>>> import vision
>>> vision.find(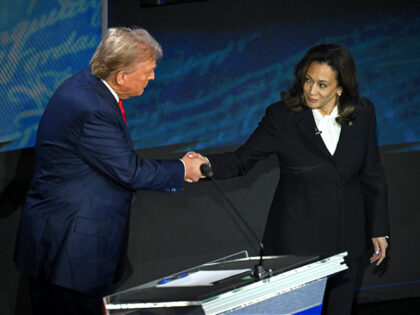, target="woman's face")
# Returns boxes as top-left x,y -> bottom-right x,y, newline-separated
303,61 -> 343,115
